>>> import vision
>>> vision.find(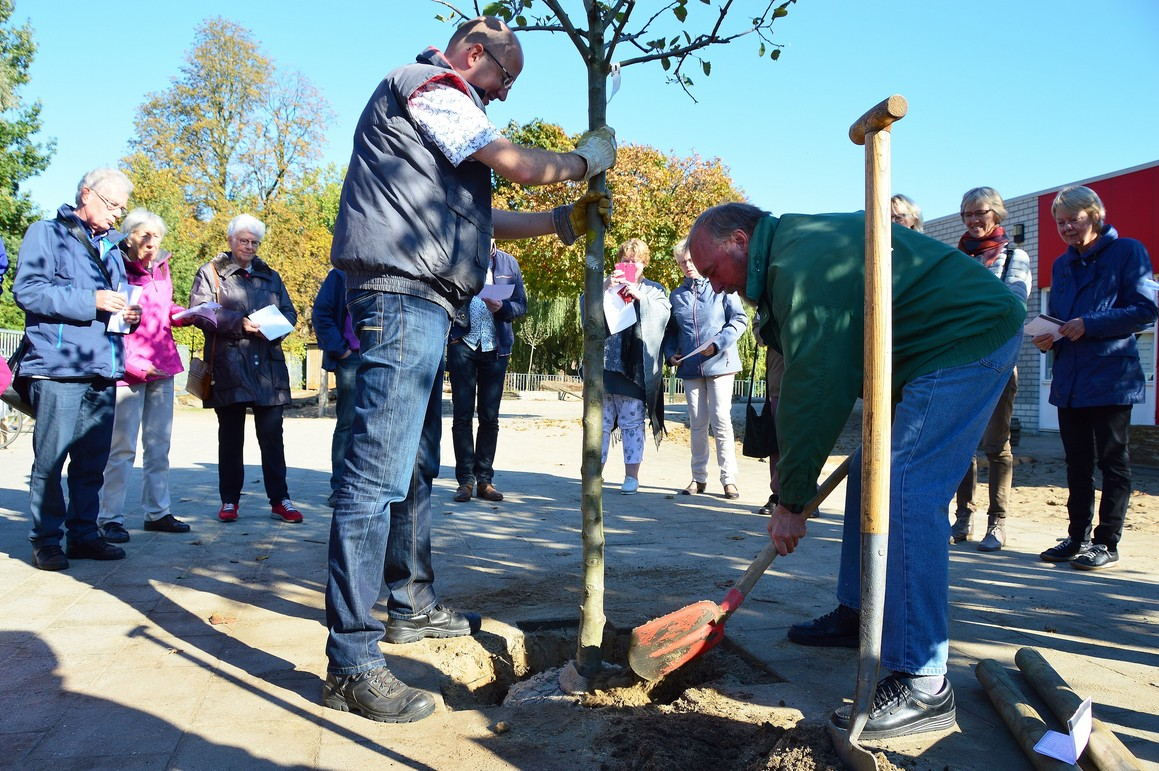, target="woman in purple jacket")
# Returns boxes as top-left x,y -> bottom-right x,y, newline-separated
98,209 -> 193,541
